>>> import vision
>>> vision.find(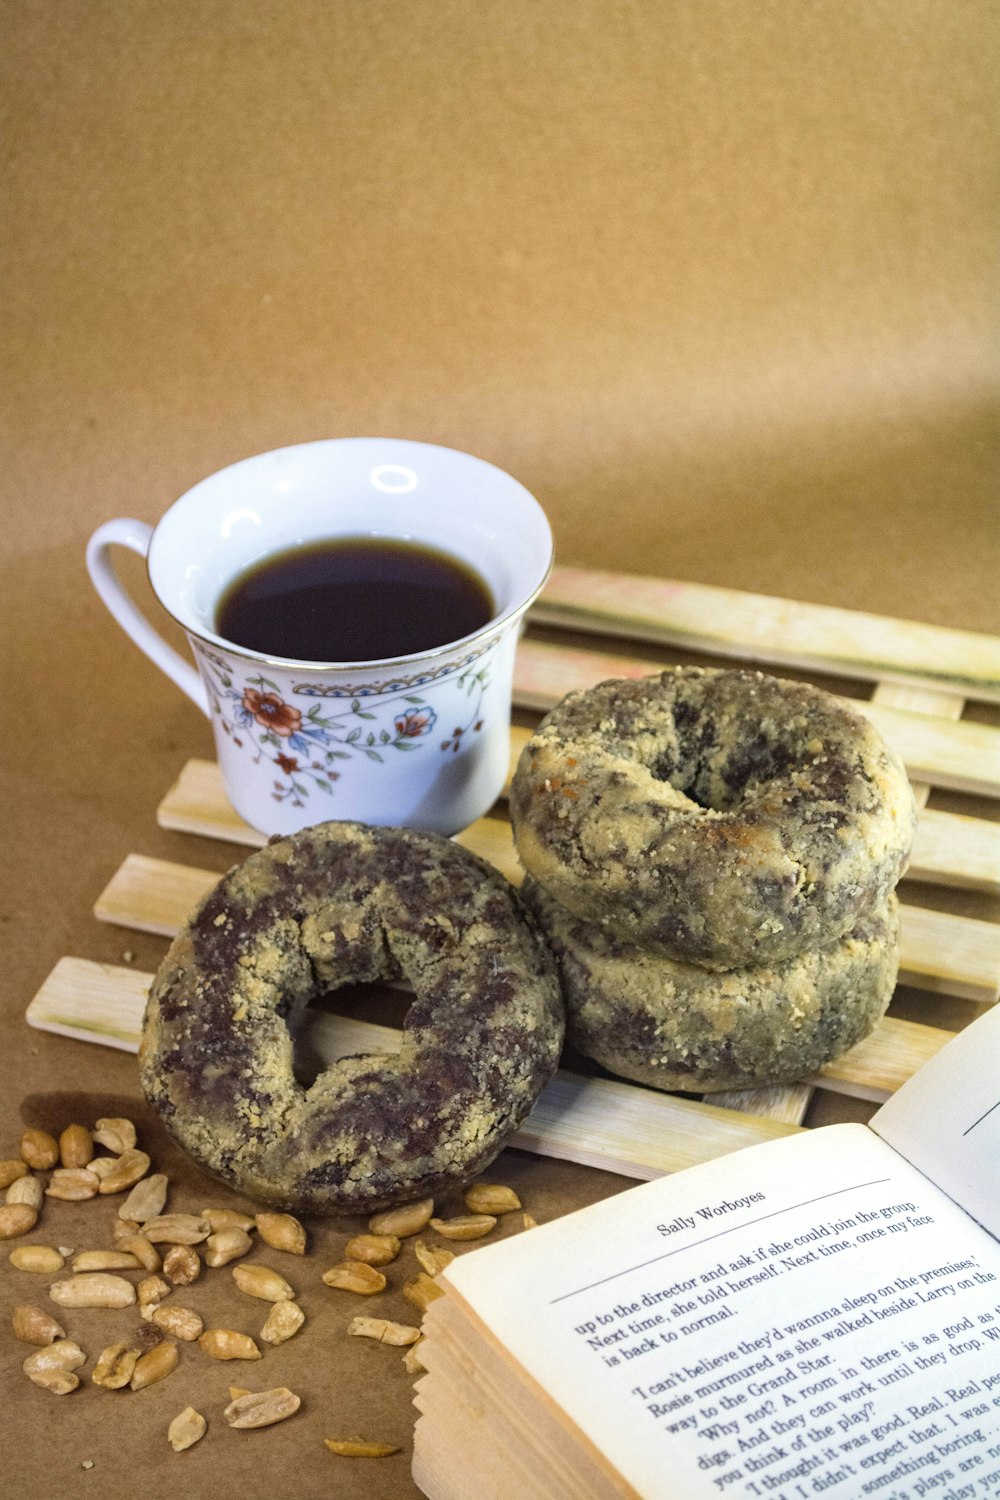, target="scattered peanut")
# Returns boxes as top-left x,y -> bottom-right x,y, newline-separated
143,1214 -> 210,1245
58,1124 -> 94,1169
254,1211 -> 307,1255
97,1147 -> 151,1195
521,1211 -> 539,1230
118,1172 -> 168,1223
168,1406 -> 207,1452
259,1299 -> 305,1346
130,1339 -> 179,1390
92,1117 -> 137,1153
12,1304 -> 66,1345
20,1129 -> 60,1170
112,1217 -> 142,1243
71,1249 -> 142,1273
323,1437 -> 400,1458
429,1214 -> 496,1241
228,1386 -> 251,1400
224,1387 -> 301,1429
92,1341 -> 140,1390
344,1232 -> 400,1267
148,1304 -> 203,1341
204,1227 -> 253,1267
368,1198 -> 434,1239
347,1316 -> 421,1347
138,1274 -> 172,1307
6,1175 -> 44,1213
45,1168 -> 100,1202
232,1263 -> 295,1302
10,1245 -> 65,1274
402,1339 -> 427,1376
402,1272 -> 445,1313
462,1182 -> 522,1215
0,1159 -> 29,1189
198,1328 -> 262,1361
321,1261 -> 386,1295
23,1338 -> 87,1395
0,1203 -> 38,1238
115,1234 -> 162,1272
202,1207 -> 255,1233
412,1239 -> 455,1278
49,1273 -> 137,1309
85,1156 -> 121,1182
162,1244 -> 201,1284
